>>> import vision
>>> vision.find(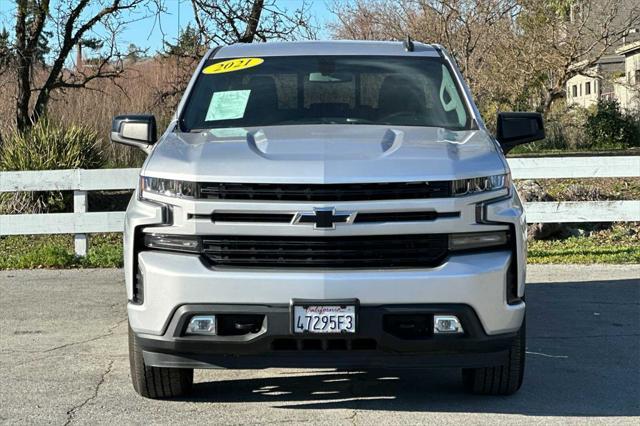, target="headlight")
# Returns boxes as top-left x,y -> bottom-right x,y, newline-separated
141,176 -> 197,199
452,174 -> 510,196
144,234 -> 200,253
